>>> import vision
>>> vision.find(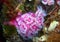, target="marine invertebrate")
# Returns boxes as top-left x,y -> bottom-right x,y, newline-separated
7,6 -> 46,39
56,0 -> 60,6
42,0 -> 55,5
